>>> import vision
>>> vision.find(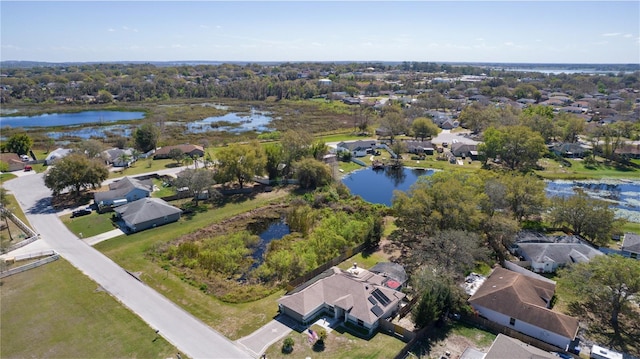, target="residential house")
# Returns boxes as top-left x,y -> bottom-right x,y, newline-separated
552,142 -> 588,158
621,232 -> 640,259
404,140 -> 434,155
468,267 -> 579,350
451,143 -> 478,159
278,265 -> 406,335
336,140 -> 378,158
0,153 -> 26,172
102,148 -> 136,167
153,144 -> 204,160
94,176 -> 153,208
45,148 -> 72,165
481,333 -> 557,359
114,197 -> 182,233
614,144 -> 640,160
369,262 -> 408,290
440,118 -> 459,130
515,242 -> 603,273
